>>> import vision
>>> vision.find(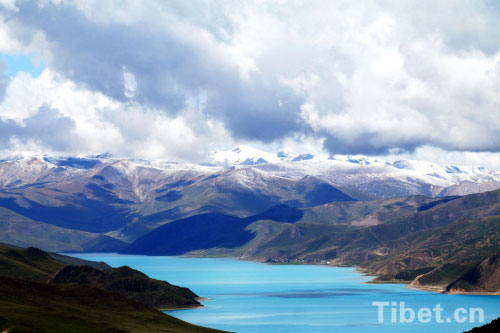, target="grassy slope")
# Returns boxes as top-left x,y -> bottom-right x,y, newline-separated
122,205 -> 306,256
0,243 -> 201,308
49,265 -> 201,309
0,243 -> 223,332
48,252 -> 111,270
0,243 -> 112,282
367,216 -> 500,284
123,195 -> 440,257
0,276 -> 221,333
299,195 -> 442,226
0,245 -> 65,282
